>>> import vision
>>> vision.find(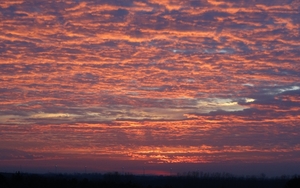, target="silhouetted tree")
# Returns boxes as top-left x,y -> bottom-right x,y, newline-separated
0,173 -> 8,188
285,176 -> 300,188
